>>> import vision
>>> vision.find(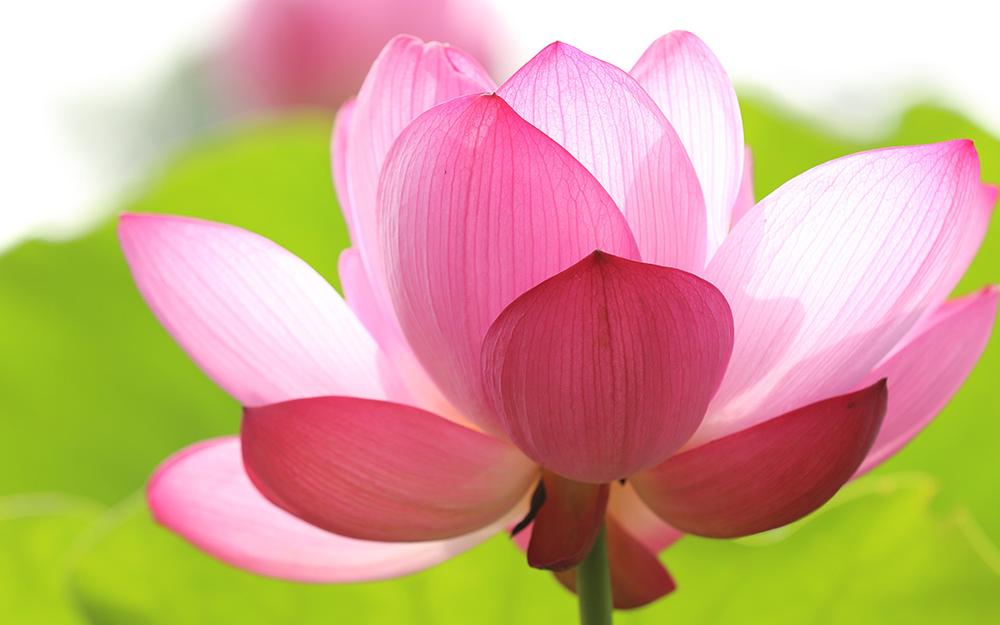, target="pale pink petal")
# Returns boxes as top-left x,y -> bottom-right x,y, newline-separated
118,214 -> 387,406
331,98 -> 357,238
930,182 -> 997,308
498,42 -> 706,270
729,146 -> 756,227
855,286 -> 999,475
633,382 -> 887,538
608,483 -> 683,553
148,437 -> 498,582
242,396 -> 537,542
379,94 -> 640,430
481,252 -> 733,482
632,31 -> 744,256
695,141 -> 981,444
346,35 -> 494,290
